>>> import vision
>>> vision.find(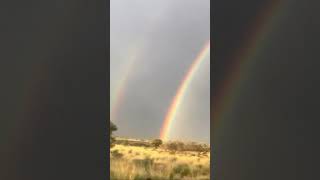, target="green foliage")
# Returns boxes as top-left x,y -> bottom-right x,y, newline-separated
151,139 -> 163,148
111,150 -> 123,159
163,141 -> 183,151
165,142 -> 178,151
163,141 -> 210,152
110,121 -> 118,148
172,163 -> 191,178
110,121 -> 117,135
